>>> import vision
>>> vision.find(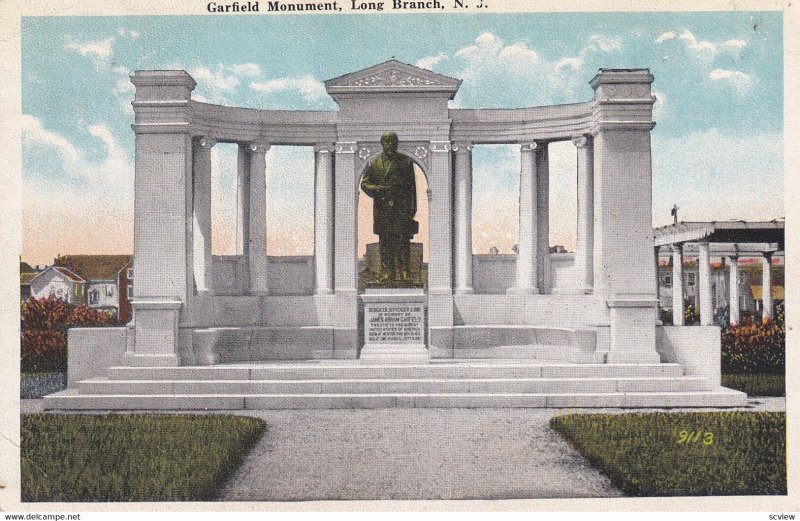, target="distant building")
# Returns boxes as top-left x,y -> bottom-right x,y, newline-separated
28,255 -> 133,322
